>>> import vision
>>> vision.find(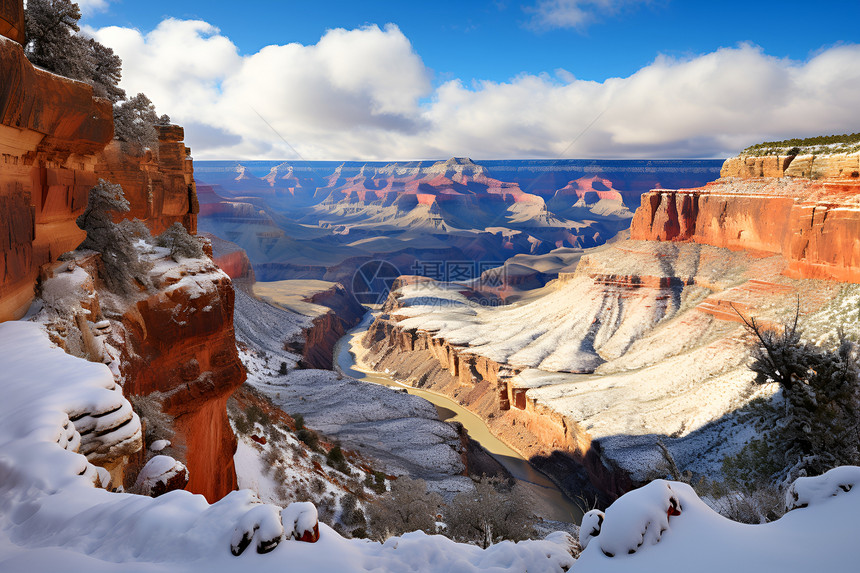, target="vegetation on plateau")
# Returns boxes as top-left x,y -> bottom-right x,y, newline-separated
742,132 -> 860,156
24,0 -> 169,154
